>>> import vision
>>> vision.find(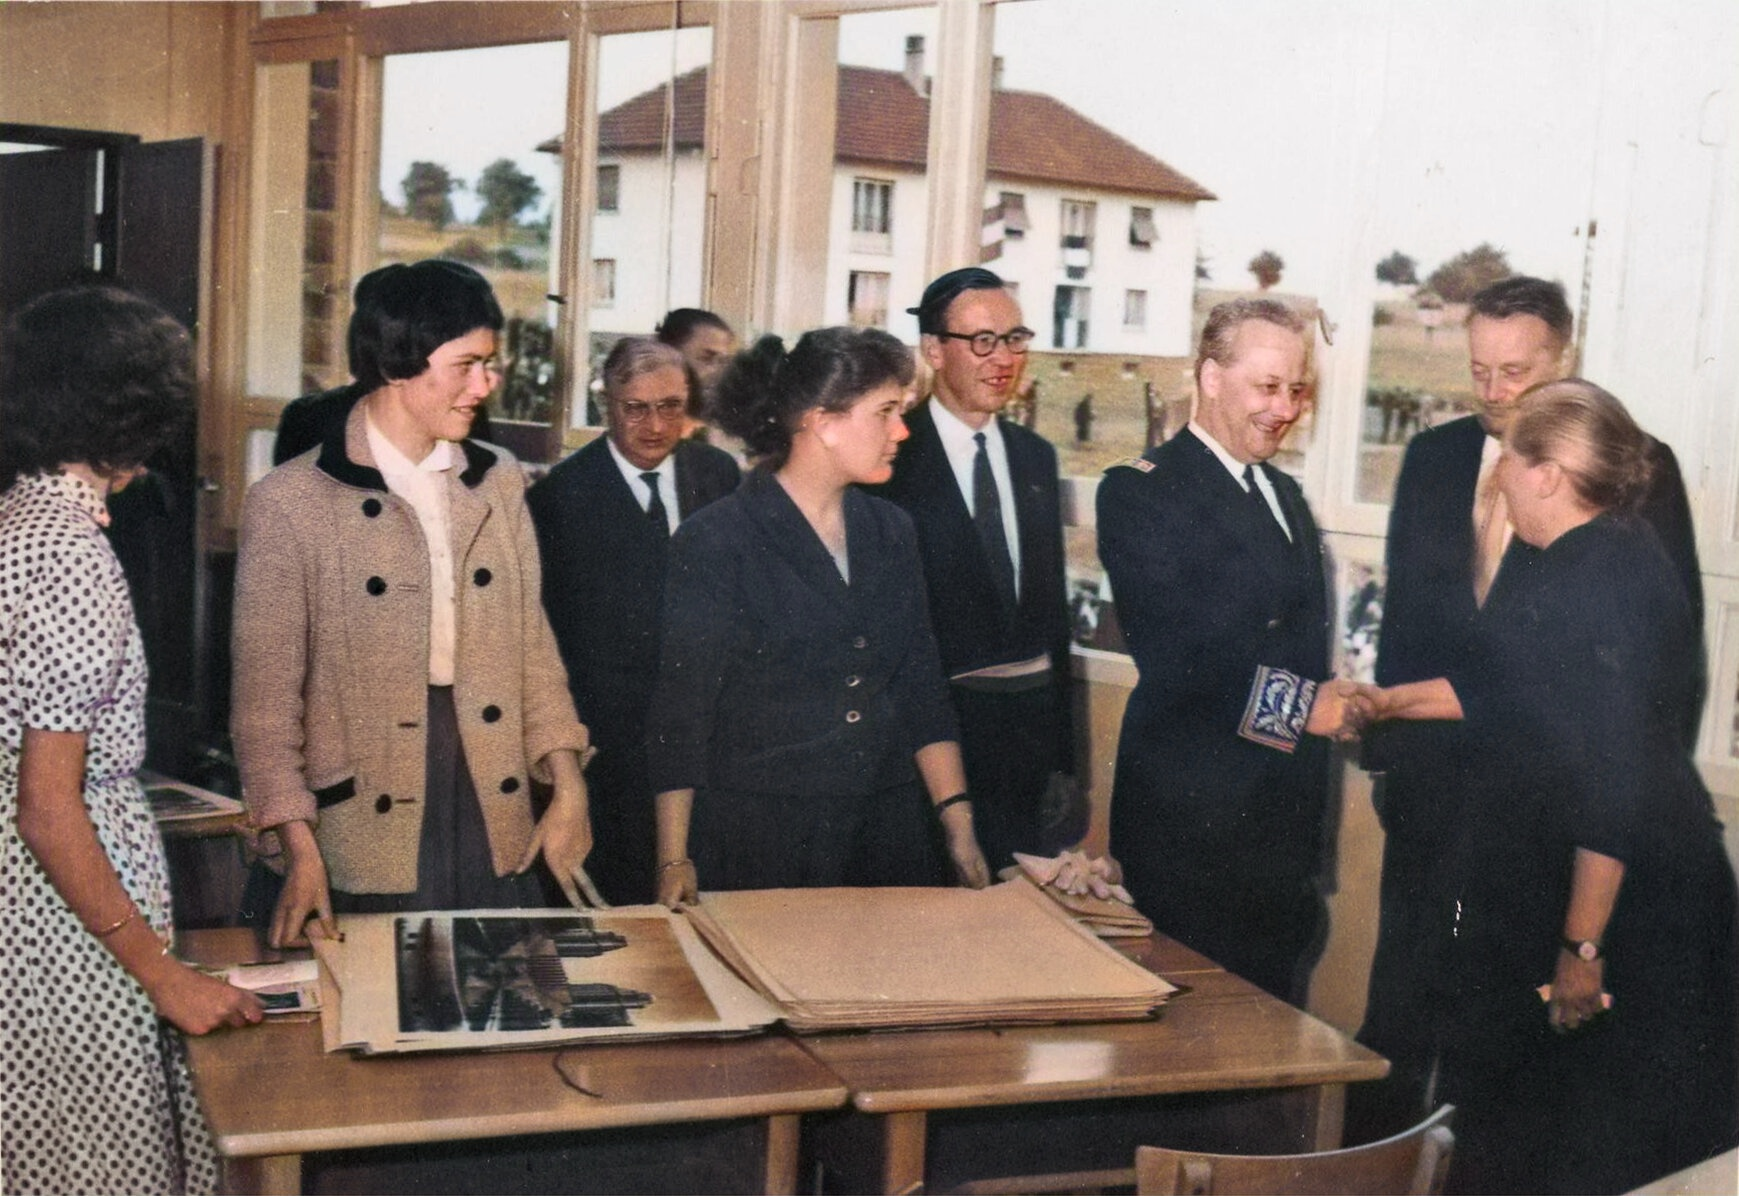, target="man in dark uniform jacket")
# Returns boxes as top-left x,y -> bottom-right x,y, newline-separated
1098,297 -> 1350,1005
867,268 -> 1076,871
1352,275 -> 1704,1139
526,336 -> 739,904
